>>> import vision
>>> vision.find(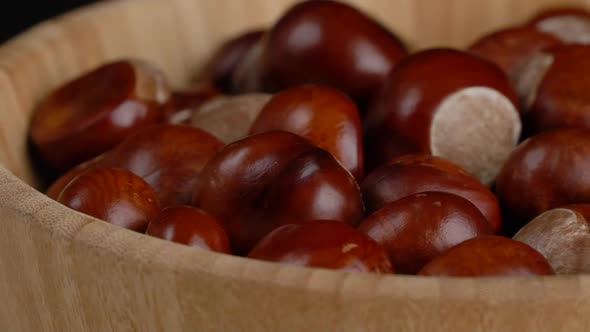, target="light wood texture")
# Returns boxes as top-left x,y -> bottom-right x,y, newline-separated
1,0 -> 590,331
